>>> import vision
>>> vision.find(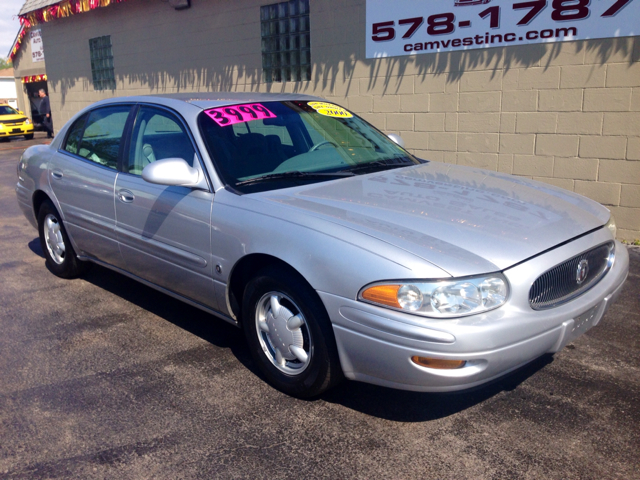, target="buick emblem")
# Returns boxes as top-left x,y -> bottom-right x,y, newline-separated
576,259 -> 589,285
